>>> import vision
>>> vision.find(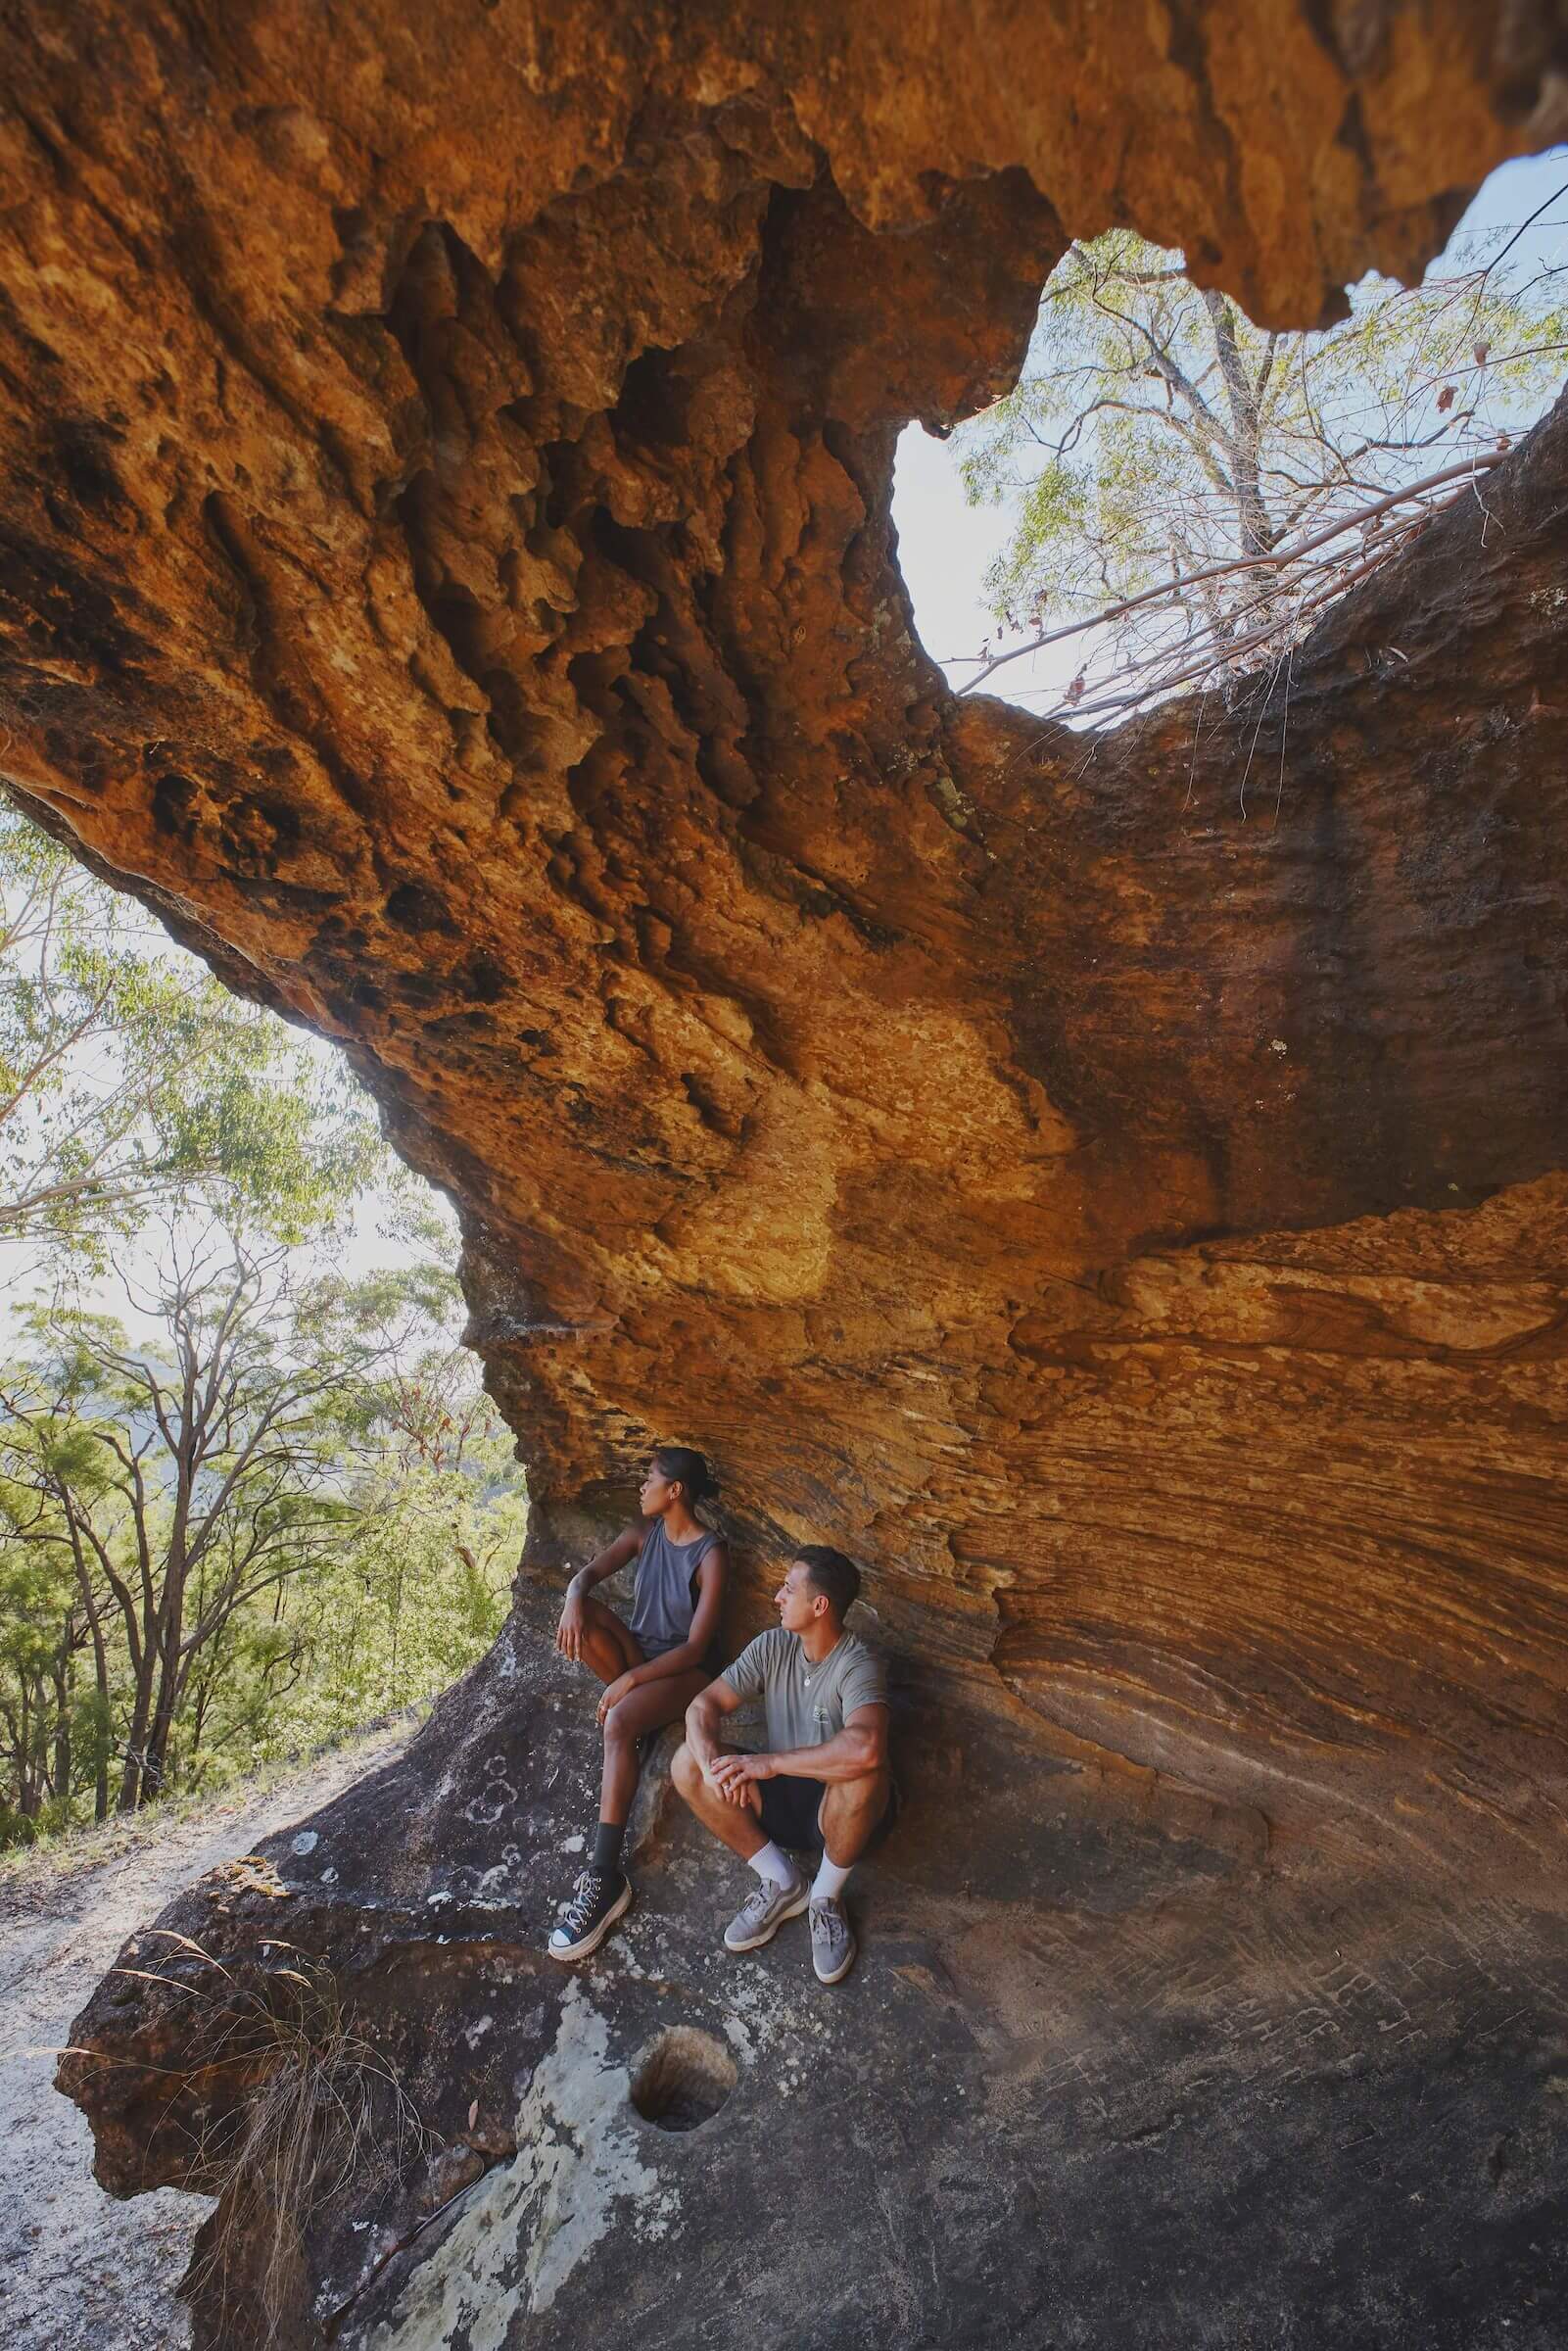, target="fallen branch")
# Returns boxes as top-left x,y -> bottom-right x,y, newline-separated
952,450 -> 1508,696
